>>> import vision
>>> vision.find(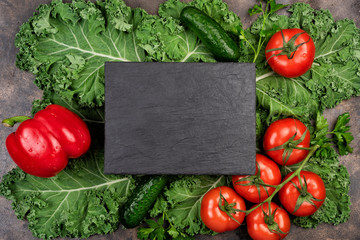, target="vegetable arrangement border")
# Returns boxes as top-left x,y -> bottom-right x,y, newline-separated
0,0 -> 358,239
